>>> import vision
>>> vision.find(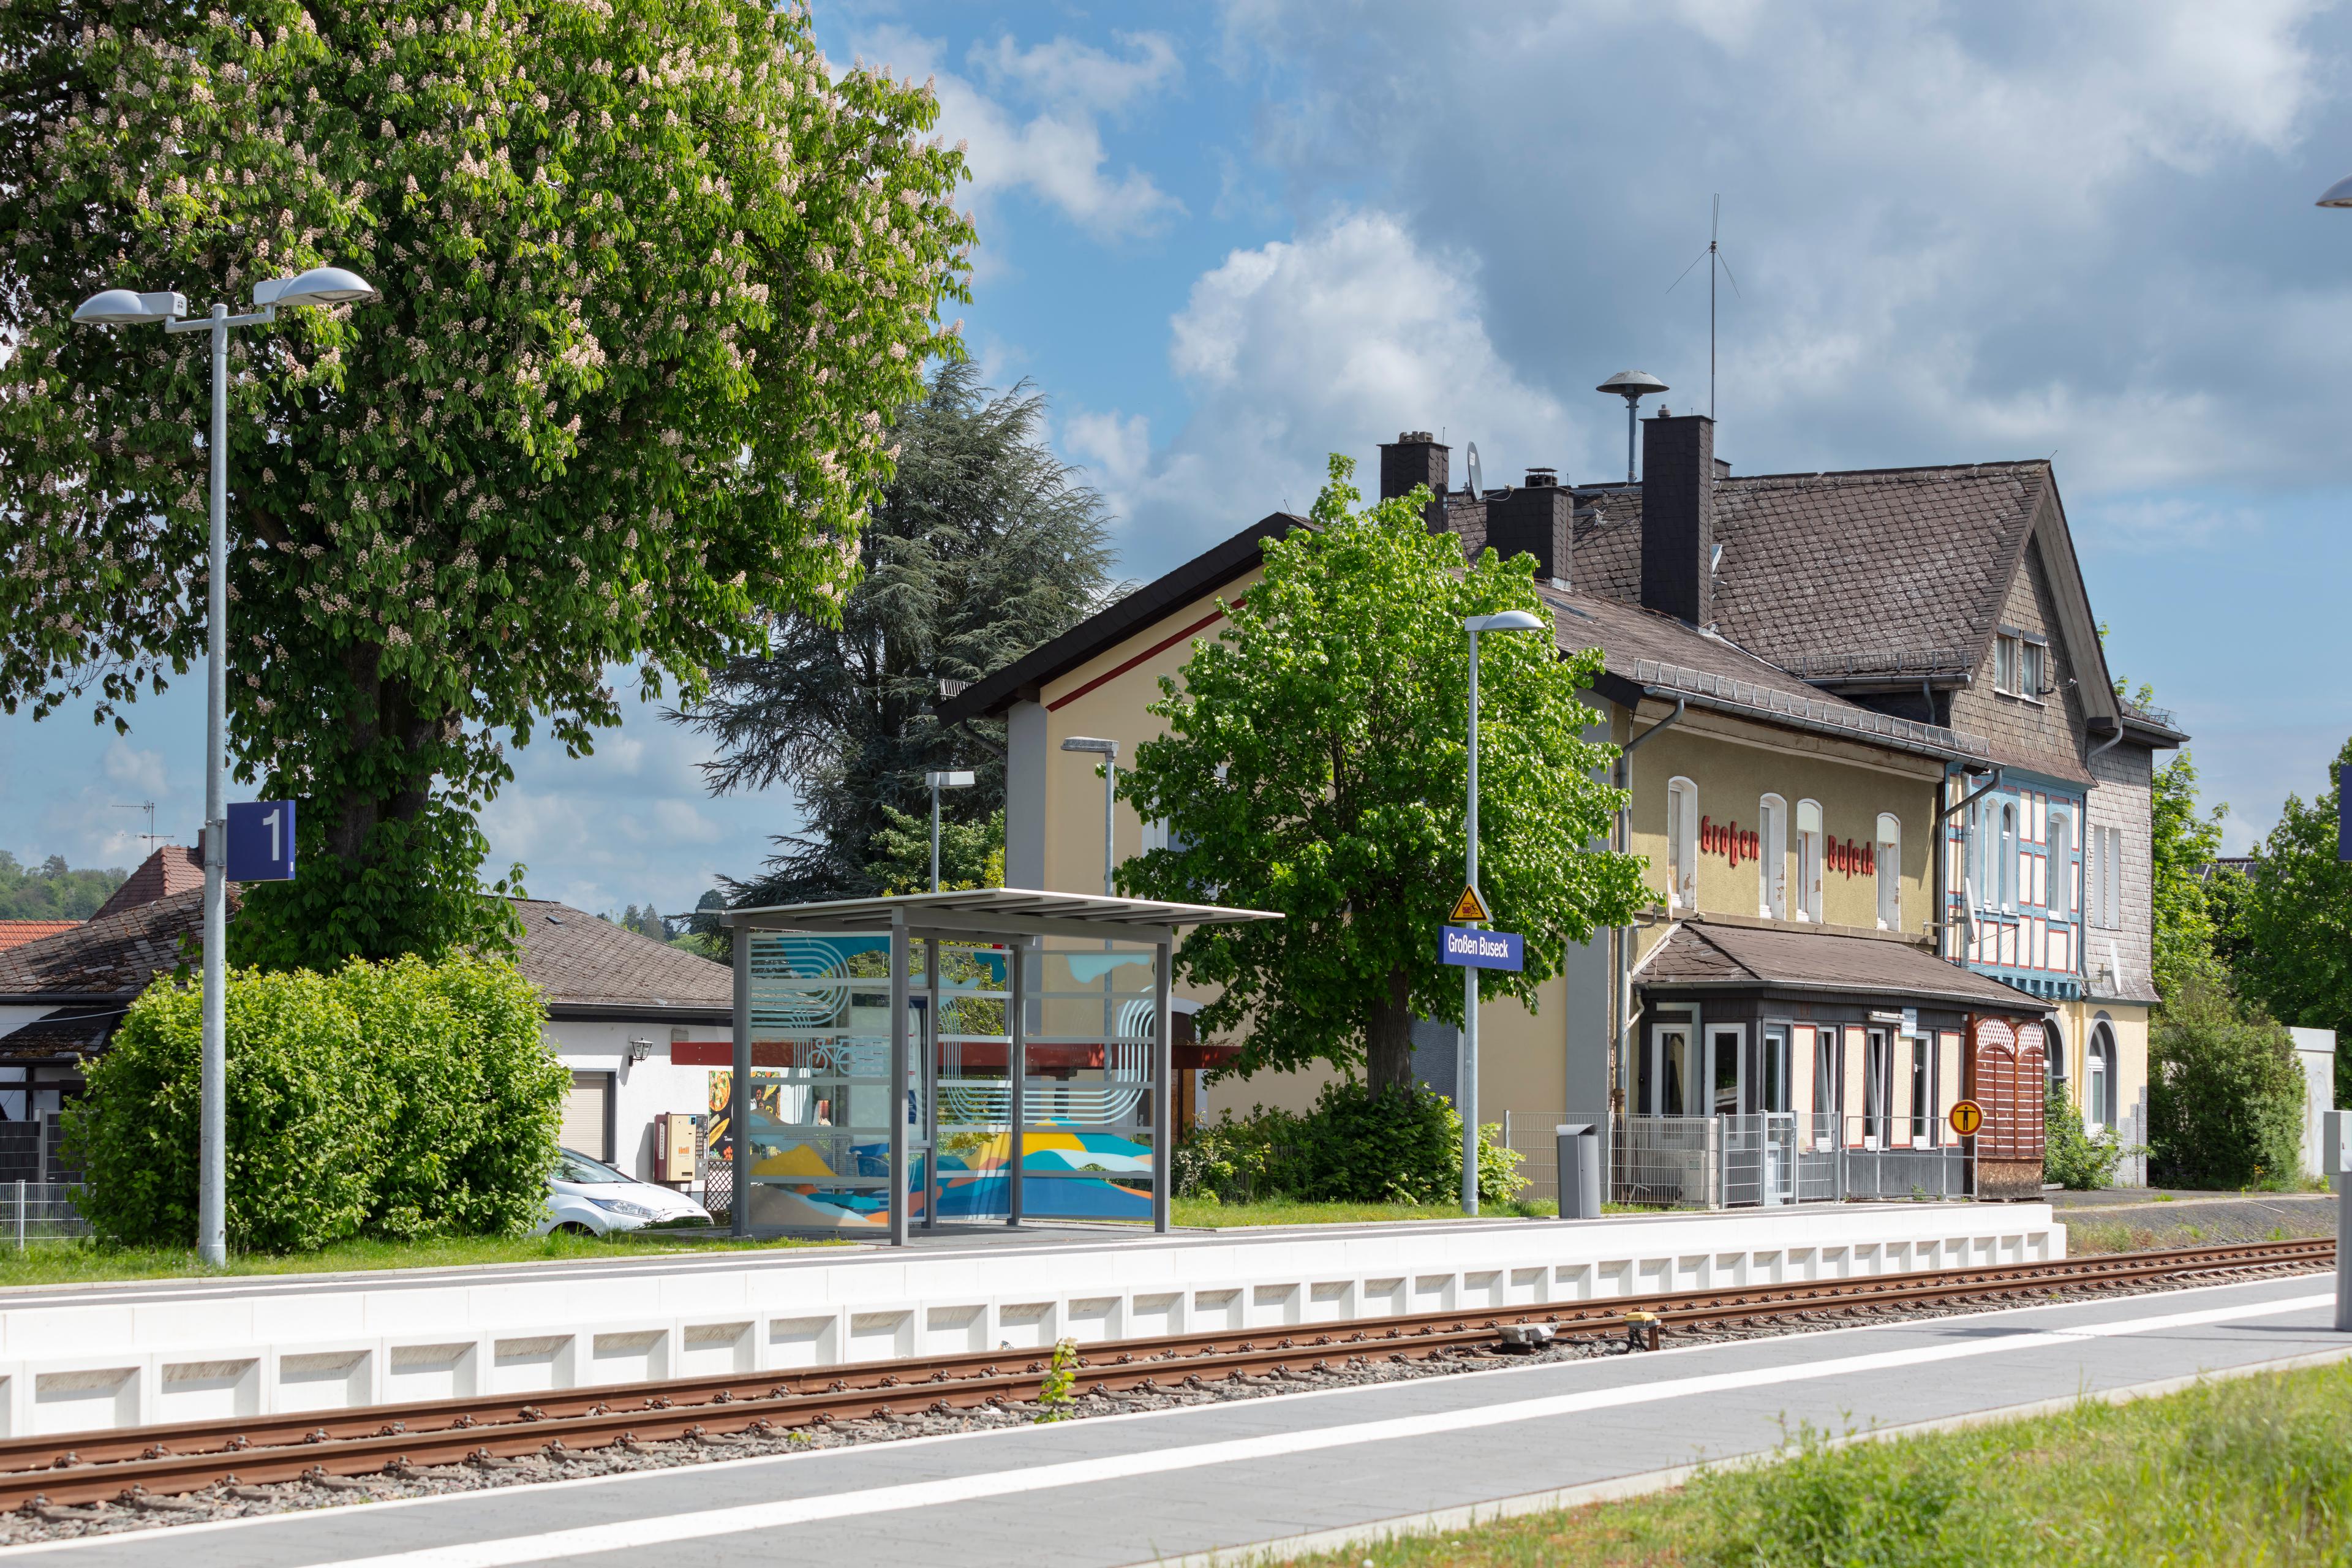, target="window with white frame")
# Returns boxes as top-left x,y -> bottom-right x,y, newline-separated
1999,802 -> 2019,909
2086,824 -> 2122,928
2021,638 -> 2047,699
1995,633 -> 2020,694
1875,813 -> 1901,932
2086,1020 -> 2118,1132
1759,794 -> 1788,918
1666,777 -> 1698,911
1796,799 -> 1823,921
2049,809 -> 2073,919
